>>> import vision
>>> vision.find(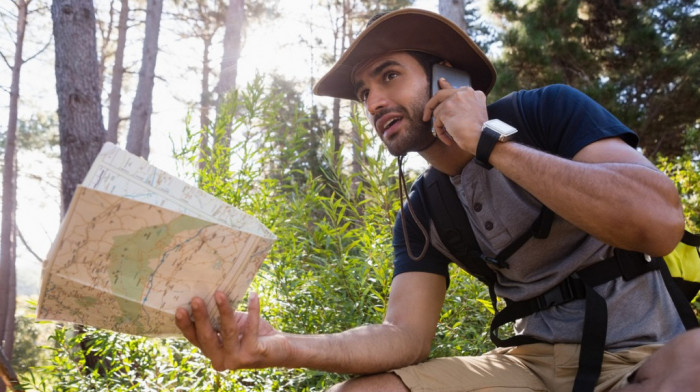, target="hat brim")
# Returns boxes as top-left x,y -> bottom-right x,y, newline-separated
313,8 -> 496,101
